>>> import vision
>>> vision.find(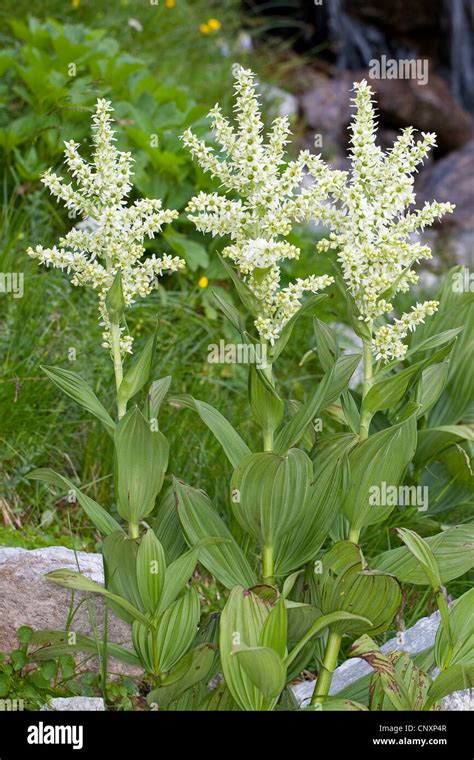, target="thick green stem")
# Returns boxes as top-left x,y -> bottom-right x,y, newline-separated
311,630 -> 342,705
129,522 -> 140,540
311,325 -> 374,704
110,320 -> 126,420
263,544 -> 274,584
358,332 -> 373,442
